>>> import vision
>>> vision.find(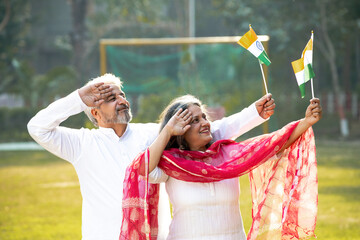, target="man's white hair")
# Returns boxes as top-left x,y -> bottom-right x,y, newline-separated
83,73 -> 123,127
